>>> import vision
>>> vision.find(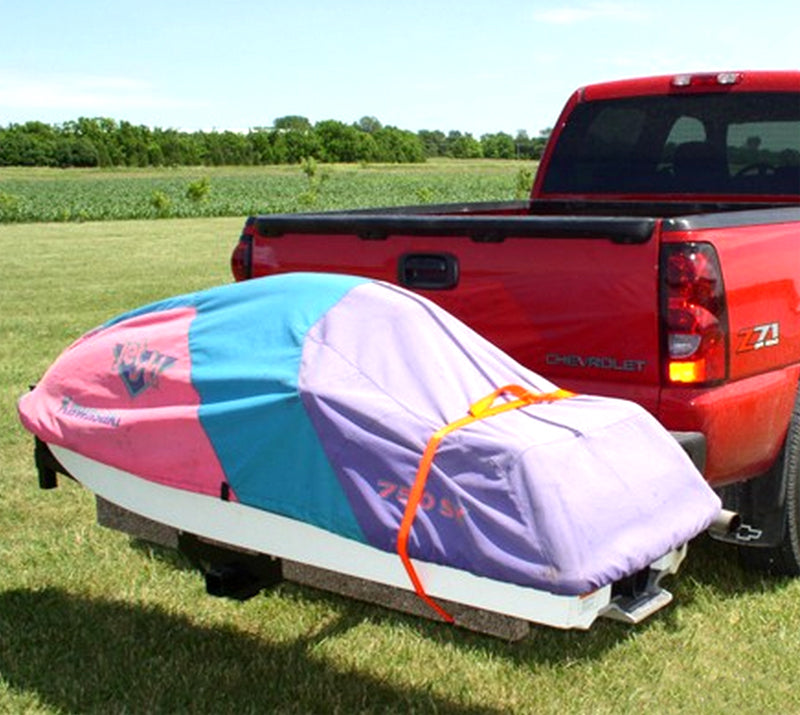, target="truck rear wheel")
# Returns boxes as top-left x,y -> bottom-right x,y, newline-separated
738,388 -> 800,576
